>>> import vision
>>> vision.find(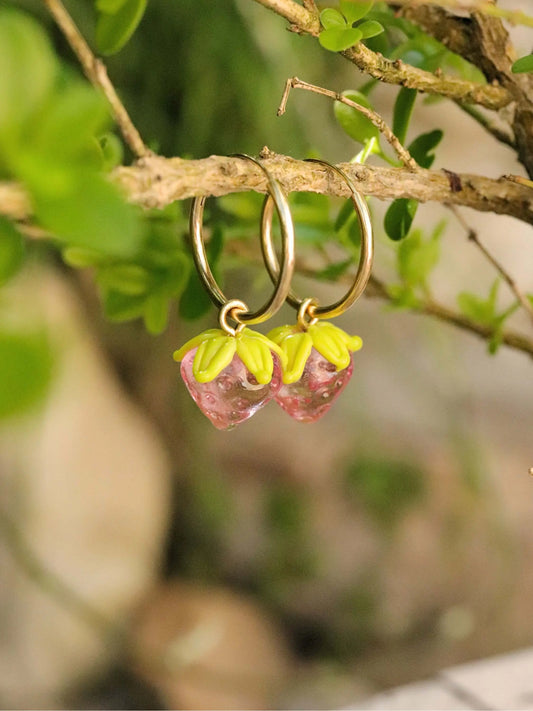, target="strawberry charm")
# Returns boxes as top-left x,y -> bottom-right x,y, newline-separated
260,159 -> 374,424
268,321 -> 362,422
174,328 -> 286,430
